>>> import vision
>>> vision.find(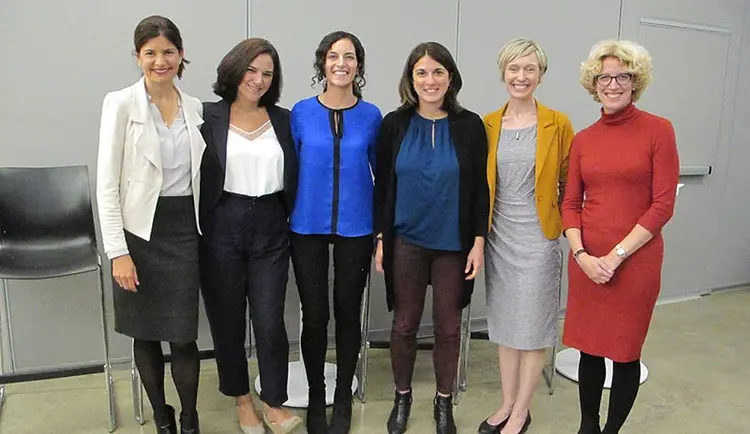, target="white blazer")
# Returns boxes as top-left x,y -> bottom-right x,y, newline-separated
96,77 -> 206,258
